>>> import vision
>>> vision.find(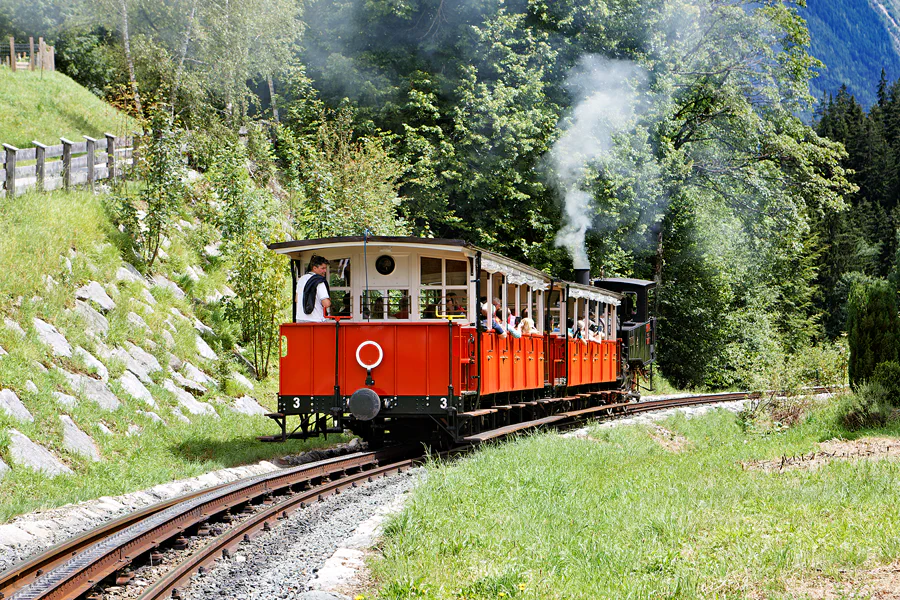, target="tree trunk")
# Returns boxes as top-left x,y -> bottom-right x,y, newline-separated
171,0 -> 197,111
267,75 -> 279,123
119,0 -> 142,115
